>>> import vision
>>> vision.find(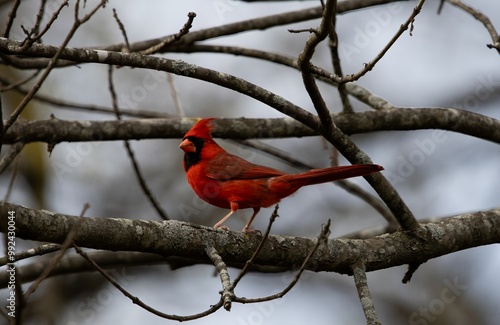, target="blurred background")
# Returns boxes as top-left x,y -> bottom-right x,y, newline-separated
0,0 -> 499,324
